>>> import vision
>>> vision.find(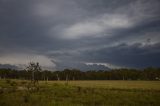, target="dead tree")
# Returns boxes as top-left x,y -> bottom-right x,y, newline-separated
26,62 -> 41,86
